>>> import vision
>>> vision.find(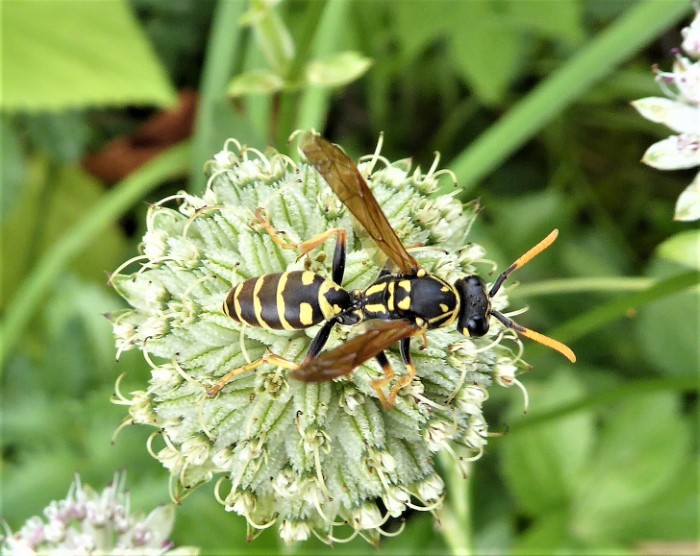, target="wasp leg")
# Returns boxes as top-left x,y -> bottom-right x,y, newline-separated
255,208 -> 346,274
388,336 -> 417,402
302,319 -> 337,365
207,353 -> 299,397
418,331 -> 429,350
370,352 -> 395,408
